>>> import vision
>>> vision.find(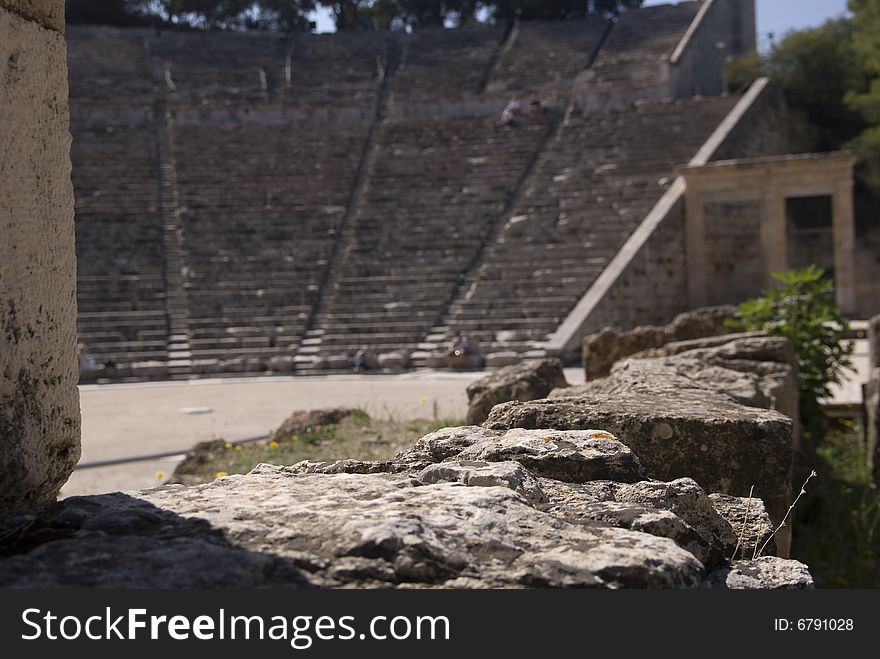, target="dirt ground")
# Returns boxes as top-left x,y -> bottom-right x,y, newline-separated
61,368 -> 586,497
